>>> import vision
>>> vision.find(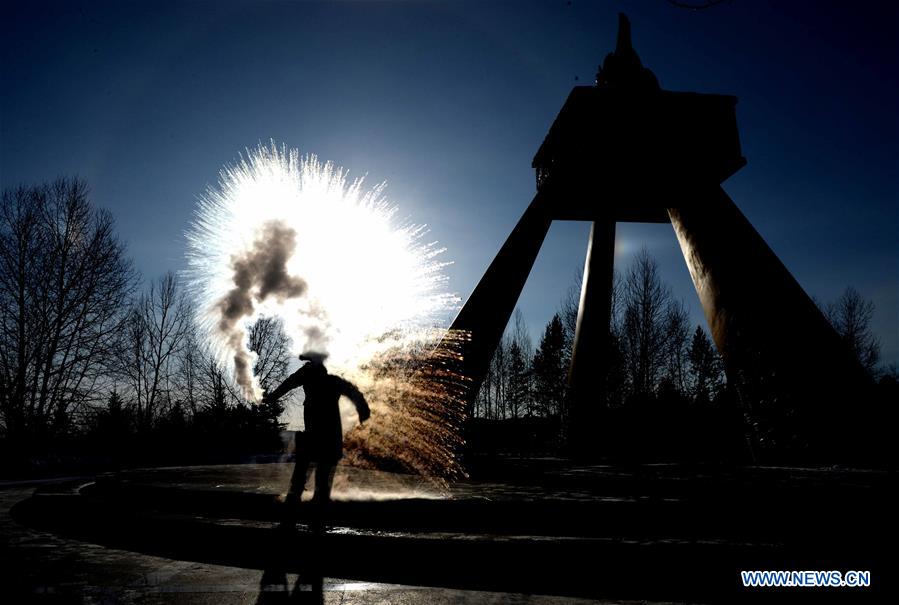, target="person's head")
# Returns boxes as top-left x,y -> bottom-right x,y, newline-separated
299,351 -> 328,376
